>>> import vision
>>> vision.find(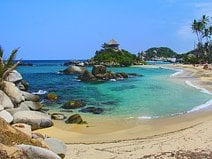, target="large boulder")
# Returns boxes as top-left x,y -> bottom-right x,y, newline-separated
21,91 -> 40,102
5,70 -> 22,83
3,81 -> 25,104
0,143 -> 29,159
0,90 -> 14,109
44,138 -> 67,158
7,103 -> 30,115
65,114 -> 86,124
92,65 -> 106,76
80,70 -> 97,82
62,65 -> 86,74
20,101 -> 42,111
17,144 -> 61,159
0,110 -> 13,123
61,100 -> 86,109
13,111 -> 53,130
